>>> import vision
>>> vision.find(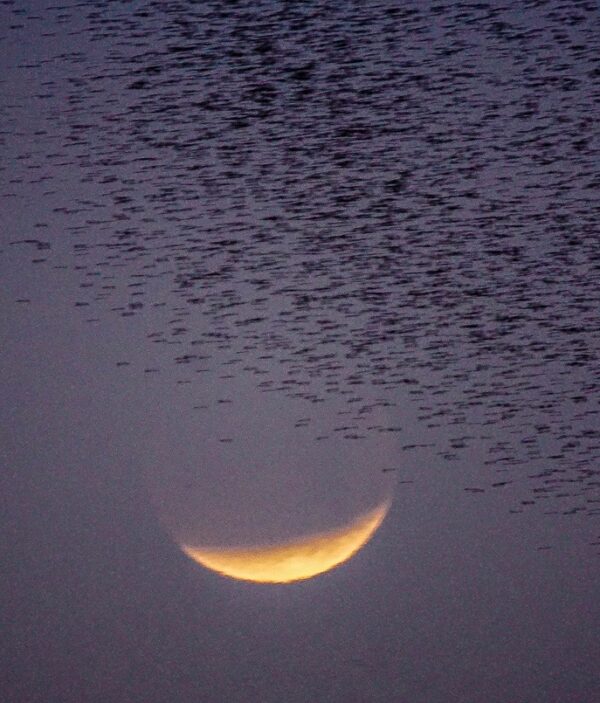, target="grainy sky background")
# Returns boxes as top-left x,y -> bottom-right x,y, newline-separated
1,1 -> 599,701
